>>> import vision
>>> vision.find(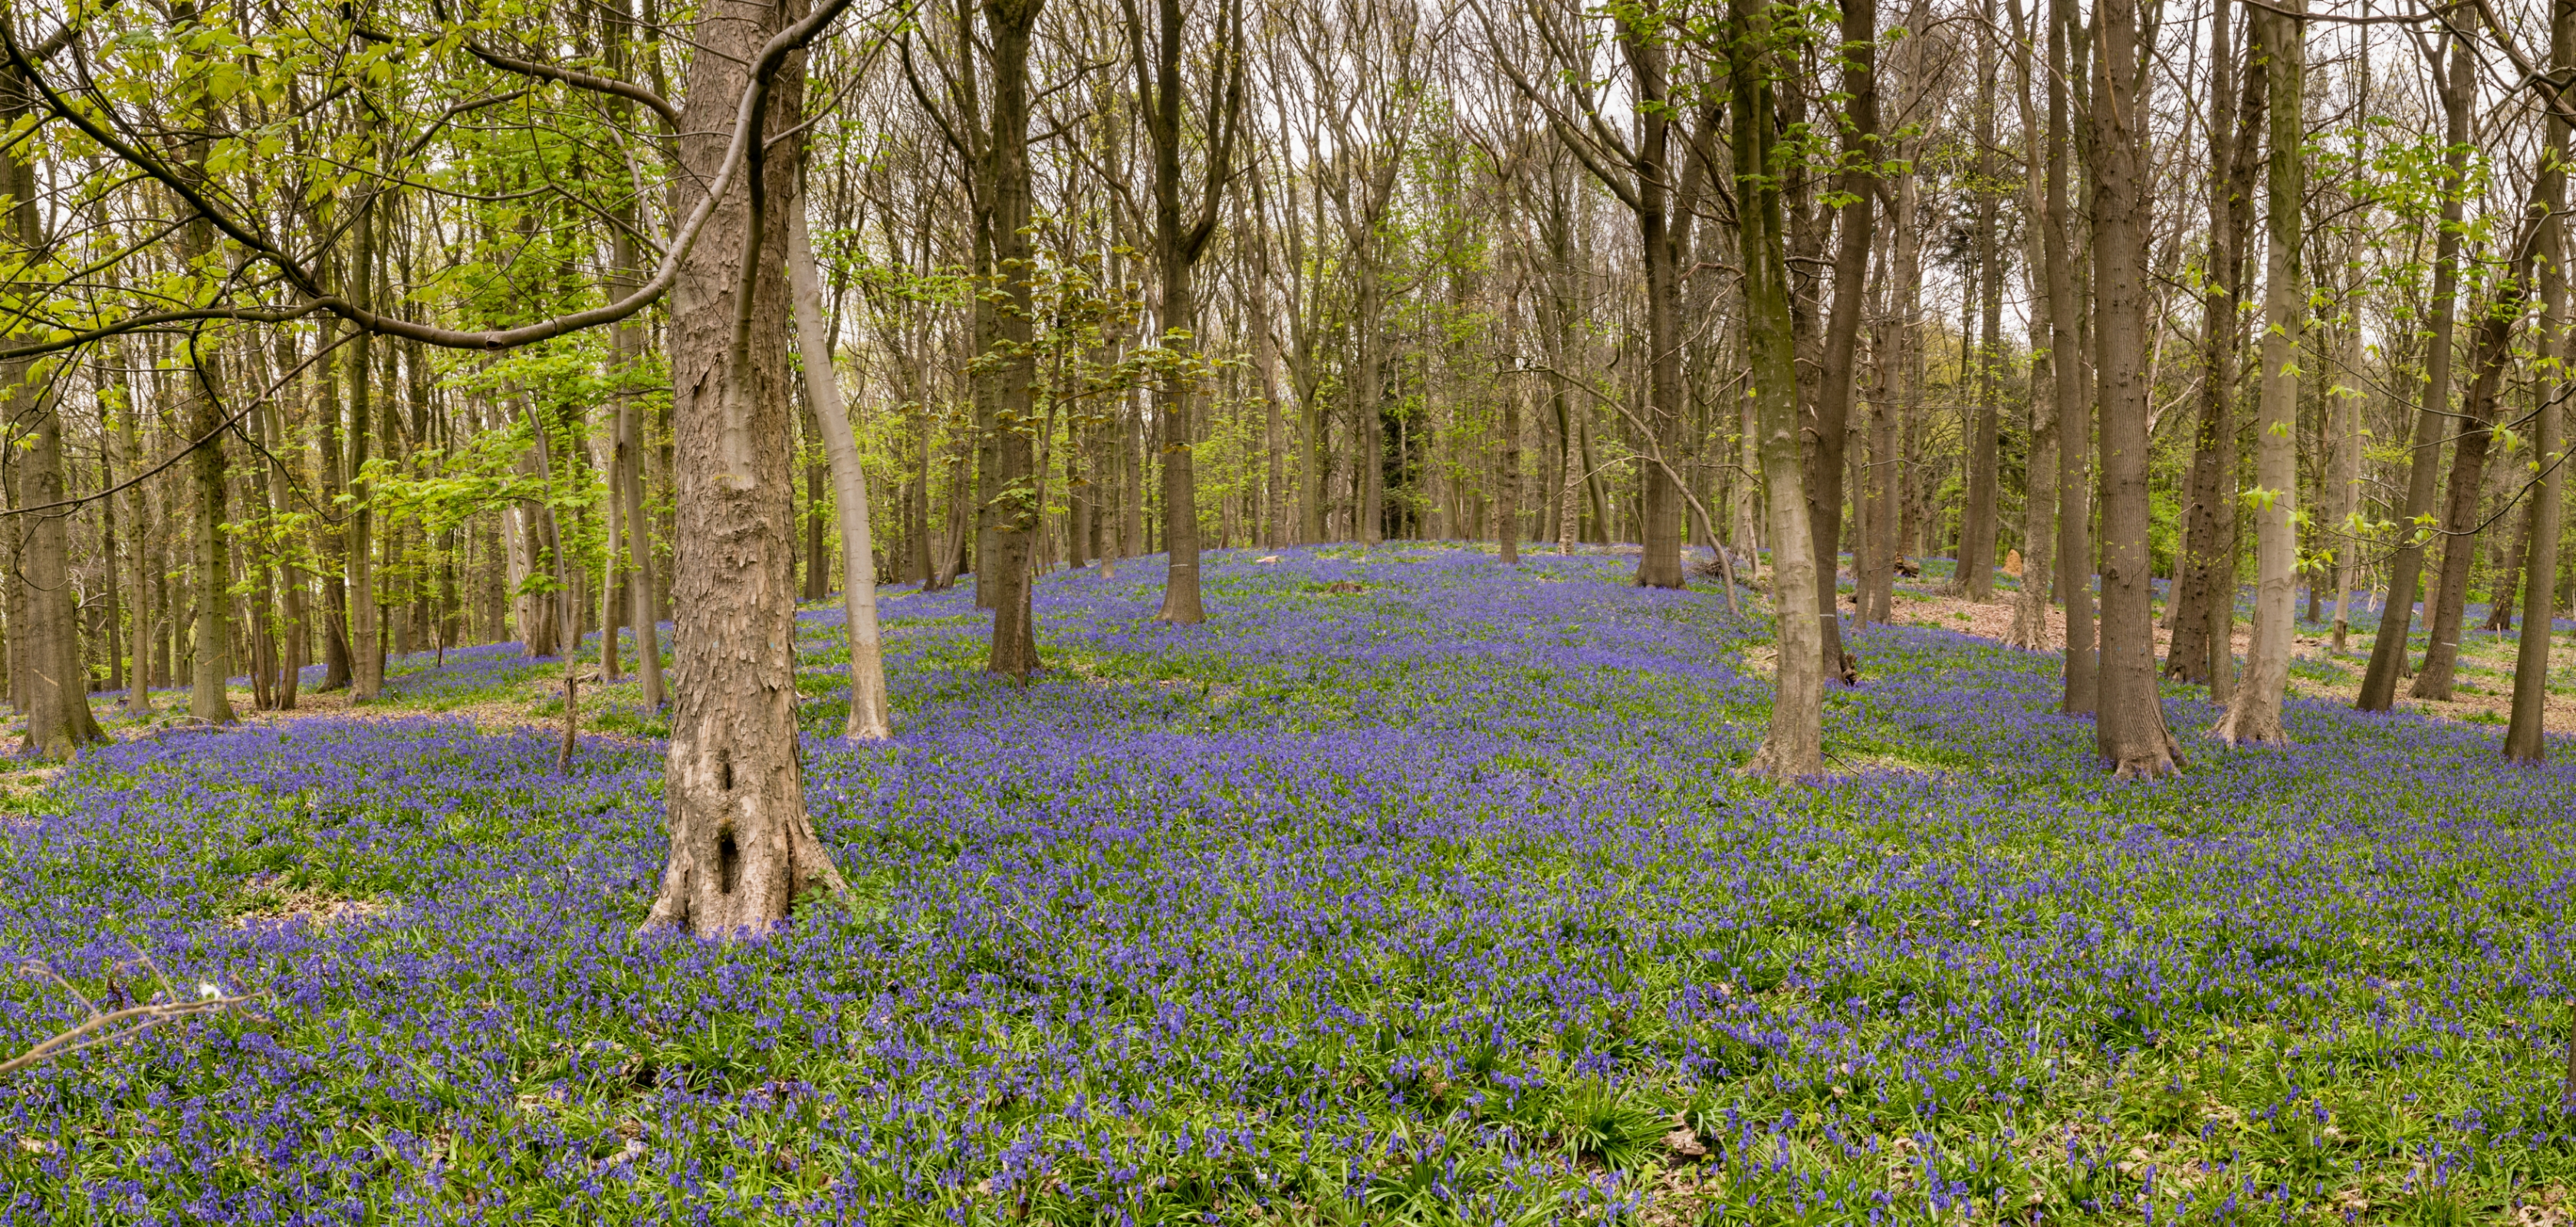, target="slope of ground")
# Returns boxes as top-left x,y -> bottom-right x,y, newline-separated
1,544 -> 2571,1224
